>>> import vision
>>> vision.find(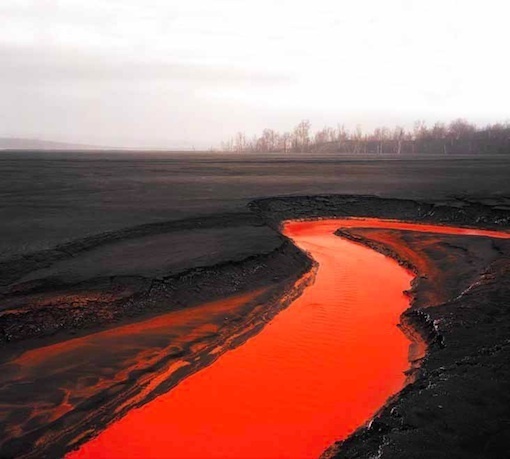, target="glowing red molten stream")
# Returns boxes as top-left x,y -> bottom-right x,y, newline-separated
69,219 -> 509,459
